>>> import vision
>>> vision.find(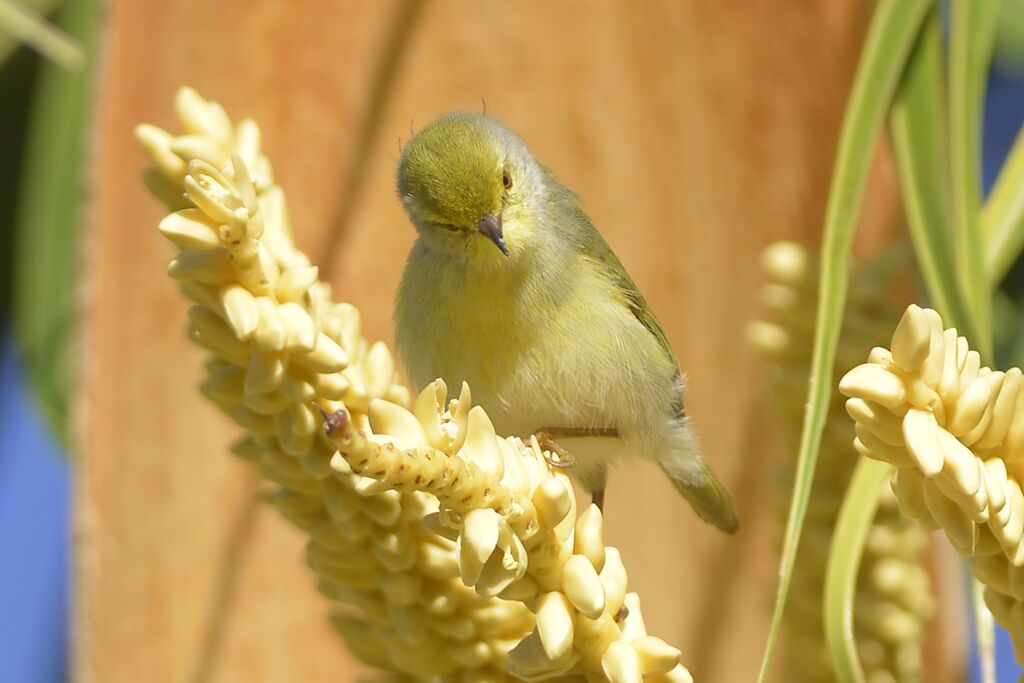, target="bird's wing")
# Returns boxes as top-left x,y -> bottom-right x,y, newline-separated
603,249 -> 678,367
549,180 -> 686,413
601,247 -> 688,417
577,217 -> 687,416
